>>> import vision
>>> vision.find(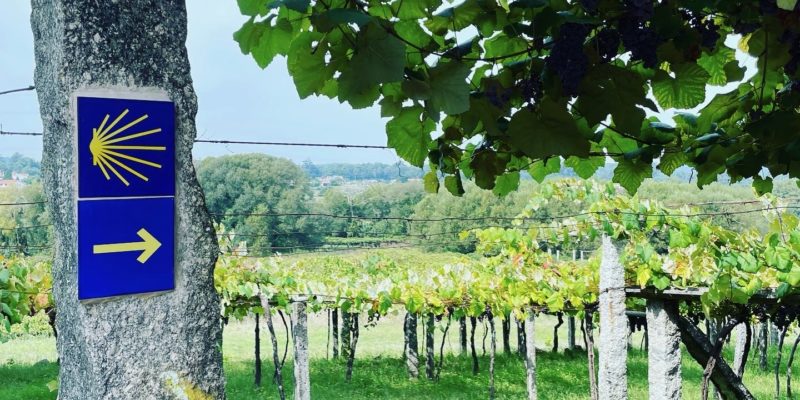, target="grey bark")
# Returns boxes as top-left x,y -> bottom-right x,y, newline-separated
759,323 -> 768,371
598,236 -> 627,400
341,312 -> 352,359
524,310 -> 537,400
332,308 -> 339,359
666,307 -> 754,400
31,2 -> 223,398
404,313 -> 419,378
425,313 -> 435,380
489,314 -> 496,400
584,311 -> 599,400
292,300 -> 310,400
567,316 -> 576,351
459,317 -> 468,355
502,318 -> 511,353
470,316 -> 479,374
259,295 -> 286,400
776,325 -> 788,400
517,317 -> 527,357
646,300 -> 681,400
770,323 -> 779,347
553,312 -> 564,353
255,314 -> 262,387
733,323 -> 747,377
345,313 -> 360,381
